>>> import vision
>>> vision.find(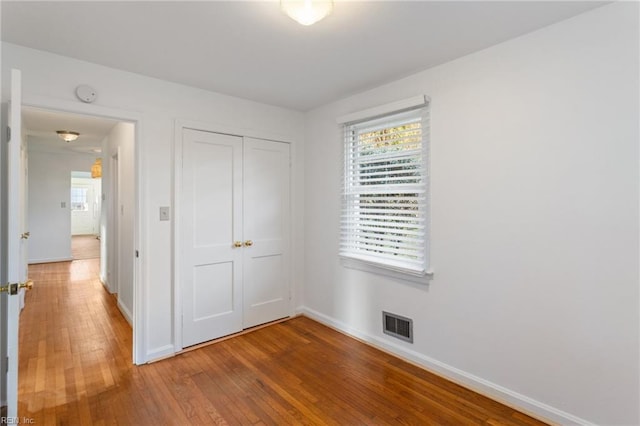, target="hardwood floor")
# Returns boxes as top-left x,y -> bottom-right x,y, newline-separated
71,235 -> 101,260
19,259 -> 548,425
